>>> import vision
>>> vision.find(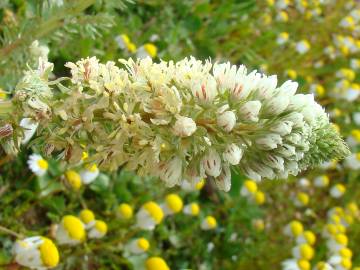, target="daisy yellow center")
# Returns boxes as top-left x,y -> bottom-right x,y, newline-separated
95,220 -> 107,234
244,180 -> 257,193
39,237 -> 59,267
297,260 -> 310,270
127,42 -> 137,53
79,209 -> 95,224
341,258 -> 352,269
118,203 -> 133,219
321,175 -> 330,186
63,215 -> 86,241
145,257 -> 170,270
137,238 -> 150,251
340,248 -> 352,258
121,34 -> 130,44
297,192 -> 309,205
37,159 -> 48,170
190,203 -> 200,216
195,179 -> 205,190
336,224 -> 346,233
346,202 -> 359,215
65,170 -> 82,190
254,191 -> 265,205
290,221 -> 303,236
165,194 -> 183,213
326,224 -> 337,235
335,234 -> 348,245
335,184 -> 346,193
356,153 -> 360,161
143,201 -> 164,224
299,244 -> 314,260
82,151 -> 89,160
303,231 -> 316,245
206,216 -> 217,228
144,43 -> 157,58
